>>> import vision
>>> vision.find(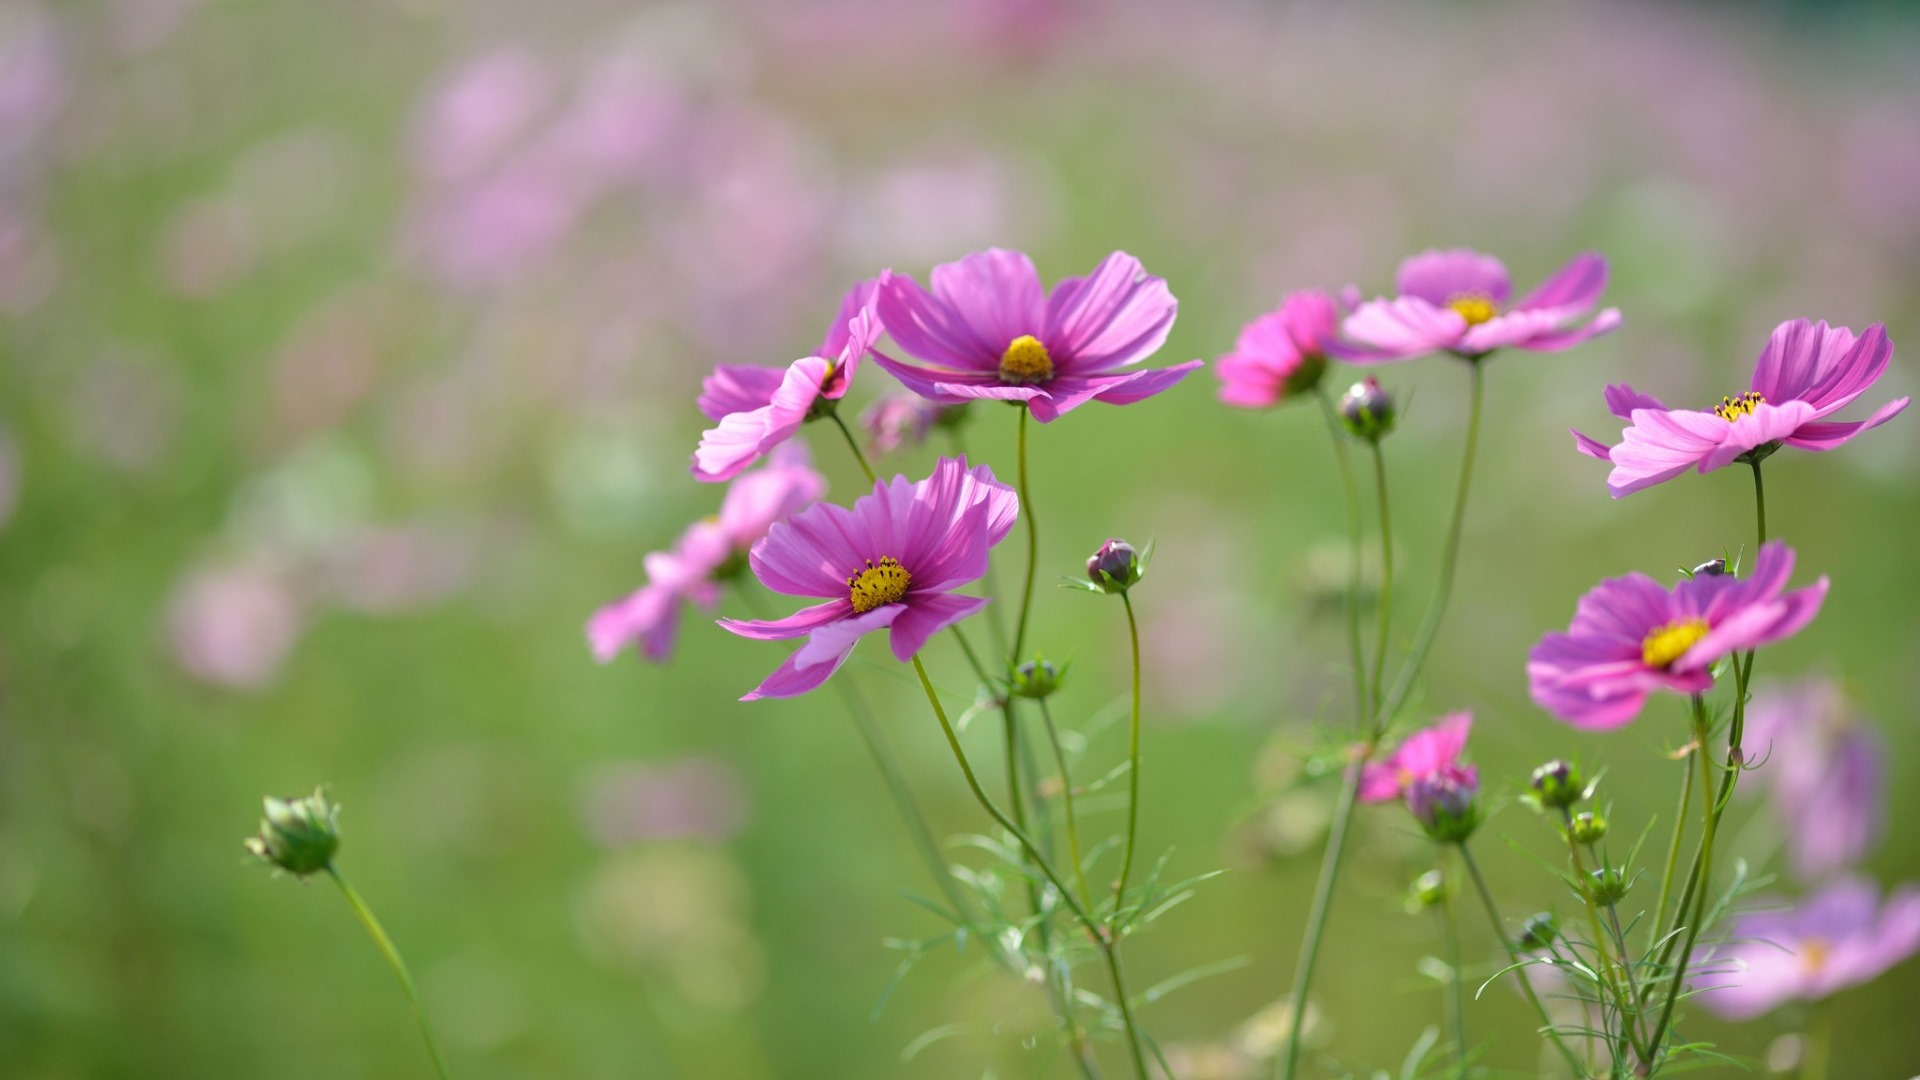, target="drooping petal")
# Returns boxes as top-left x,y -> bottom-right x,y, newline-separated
717,599 -> 853,641
1784,396 -> 1910,451
1042,251 -> 1178,373
1395,249 -> 1512,307
1571,429 -> 1613,461
1605,408 -> 1727,497
888,593 -> 990,661
1027,362 -> 1204,423
739,605 -> 902,701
